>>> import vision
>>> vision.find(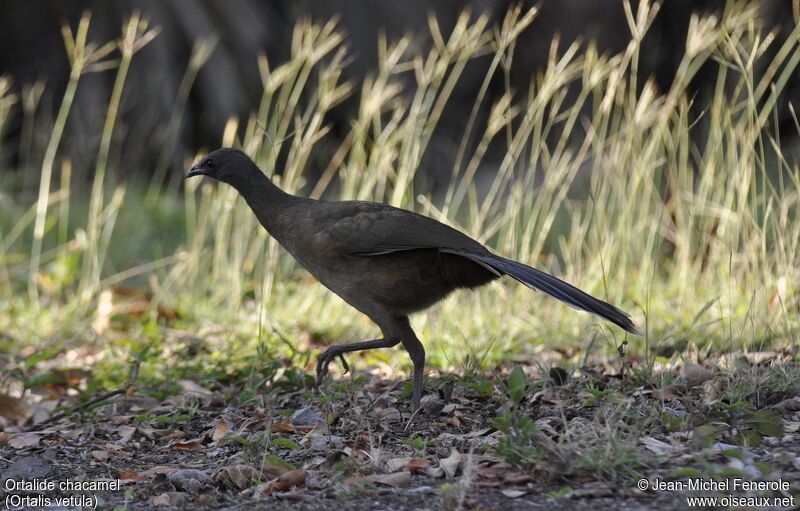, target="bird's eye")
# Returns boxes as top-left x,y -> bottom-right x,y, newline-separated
206,158 -> 216,168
